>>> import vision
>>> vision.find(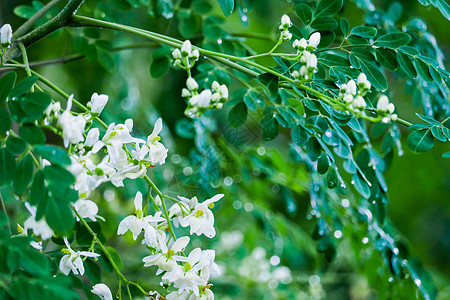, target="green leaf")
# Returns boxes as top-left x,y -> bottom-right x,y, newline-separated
291,125 -> 309,146
311,17 -> 338,30
415,113 -> 441,125
33,145 -> 71,166
414,59 -> 433,82
443,151 -> 450,158
353,173 -> 370,198
150,57 -> 170,78
259,107 -> 279,141
314,0 -> 343,17
217,0 -> 234,17
228,102 -> 248,128
431,126 -> 447,142
397,52 -> 417,78
19,92 -> 52,122
6,137 -> 27,154
296,3 -> 313,25
43,165 -> 75,187
29,171 -> 46,206
317,153 -> 329,174
257,73 -> 279,99
13,5 -> 37,19
340,18 -> 350,35
407,129 -> 434,153
375,48 -> 398,71
0,148 -> 16,186
359,60 -> 388,90
18,245 -> 50,276
0,72 -> 17,103
19,124 -> 46,145
0,107 -> 12,135
327,167 -> 338,188
375,32 -> 411,48
351,26 -> 377,38
244,90 -> 264,111
178,13 -> 201,38
45,196 -> 75,236
13,155 -> 34,195
8,76 -> 38,99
